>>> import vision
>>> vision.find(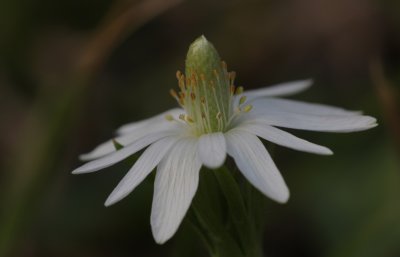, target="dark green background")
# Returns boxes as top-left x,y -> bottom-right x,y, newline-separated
0,0 -> 399,256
